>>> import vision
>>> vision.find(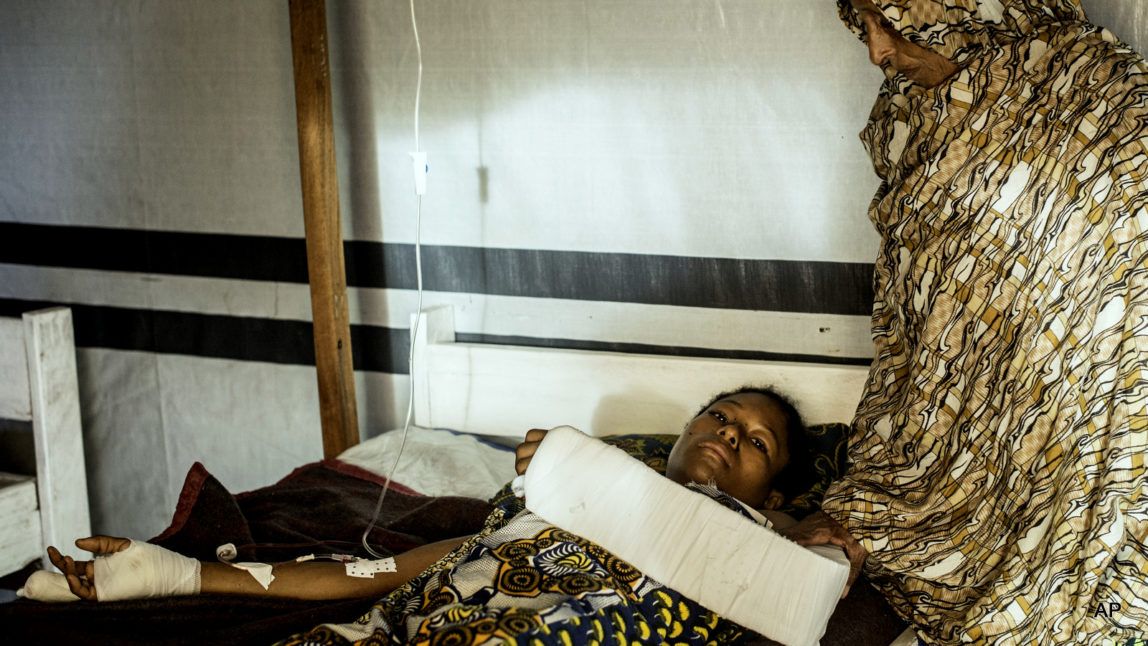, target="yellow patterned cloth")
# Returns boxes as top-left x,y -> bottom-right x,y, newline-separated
822,1 -> 1148,644
276,485 -> 759,646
